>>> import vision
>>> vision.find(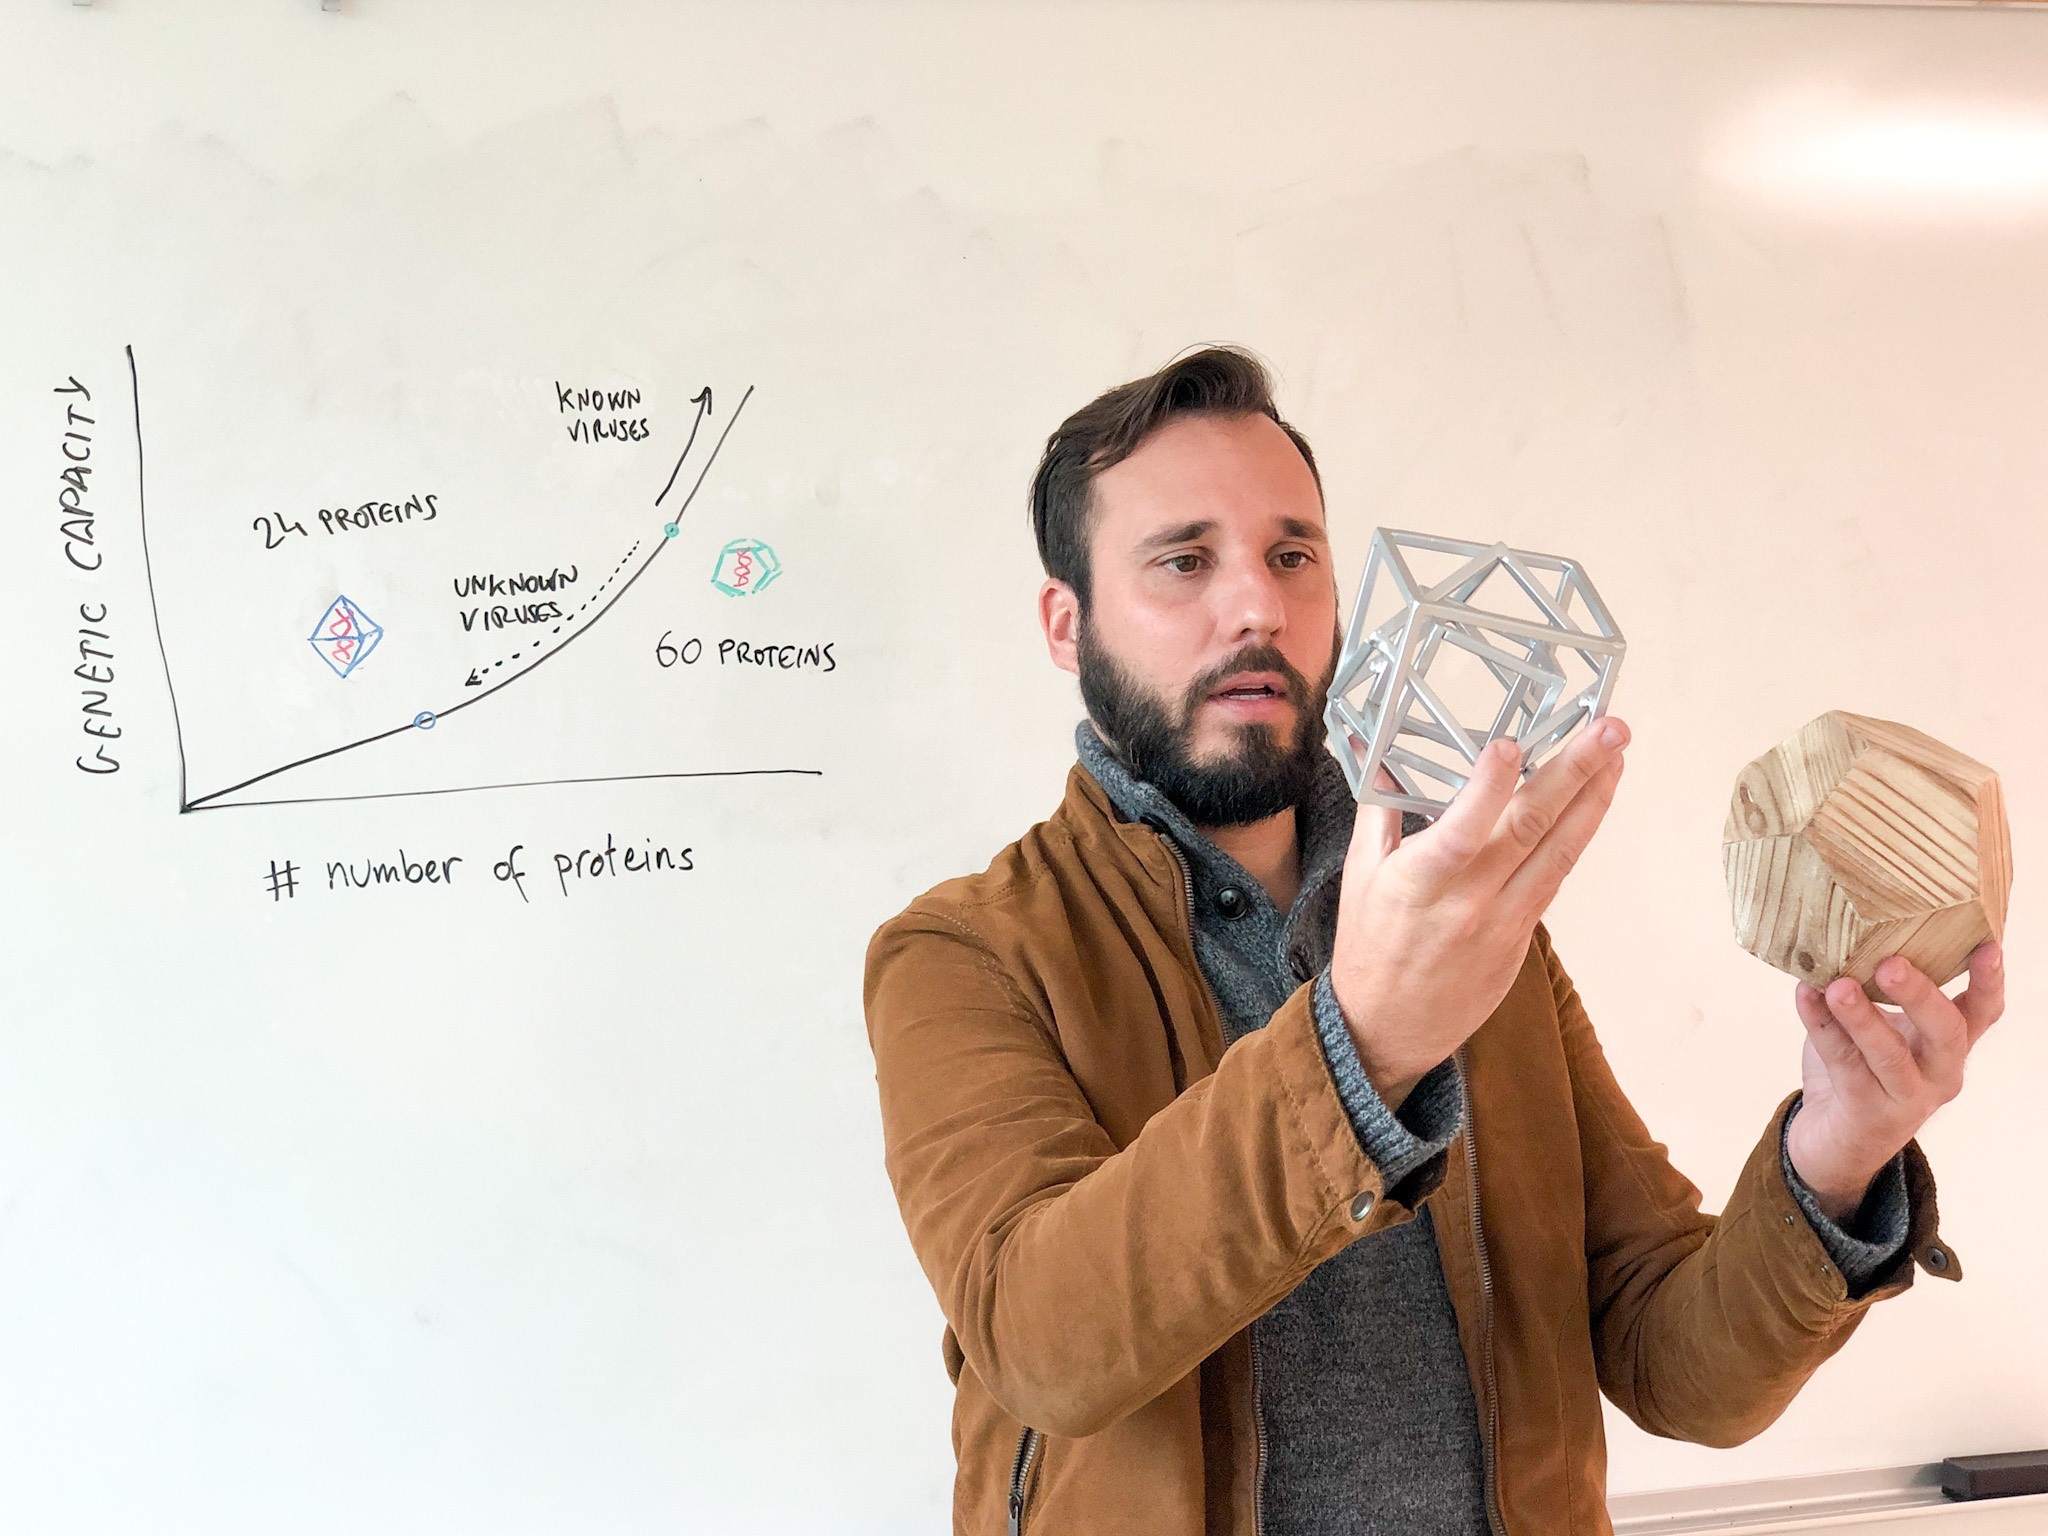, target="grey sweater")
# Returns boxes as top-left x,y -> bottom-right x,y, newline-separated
1075,723 -> 1909,1536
